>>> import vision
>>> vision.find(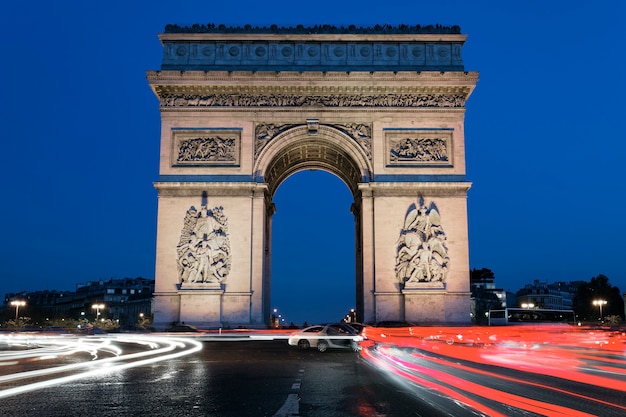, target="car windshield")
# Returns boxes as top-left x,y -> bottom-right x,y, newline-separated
327,324 -> 357,335
302,326 -> 323,333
